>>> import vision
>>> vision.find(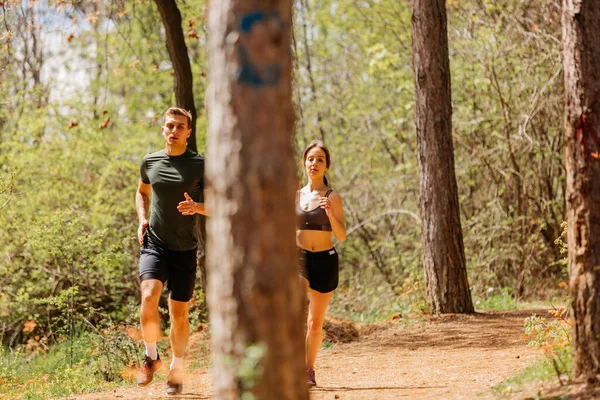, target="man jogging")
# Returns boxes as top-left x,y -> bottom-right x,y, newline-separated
135,107 -> 207,396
